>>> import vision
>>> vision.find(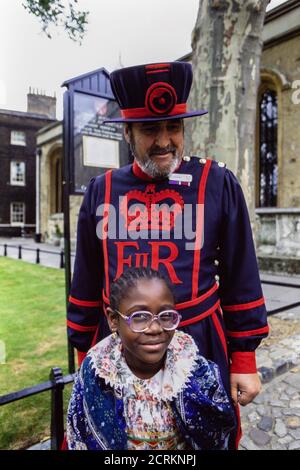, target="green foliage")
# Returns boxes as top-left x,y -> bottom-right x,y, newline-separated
0,257 -> 73,449
22,0 -> 89,43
